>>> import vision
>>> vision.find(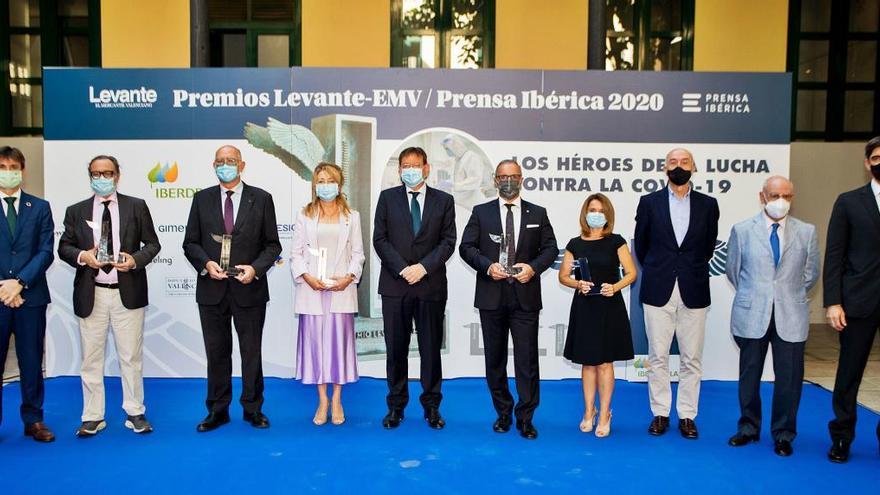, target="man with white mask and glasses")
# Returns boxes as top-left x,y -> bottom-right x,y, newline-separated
725,176 -> 819,457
